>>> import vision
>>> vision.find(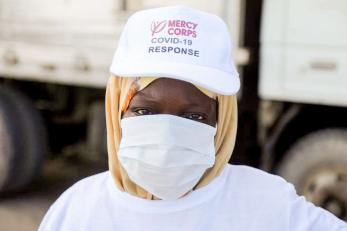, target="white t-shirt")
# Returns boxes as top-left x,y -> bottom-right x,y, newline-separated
38,164 -> 347,231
